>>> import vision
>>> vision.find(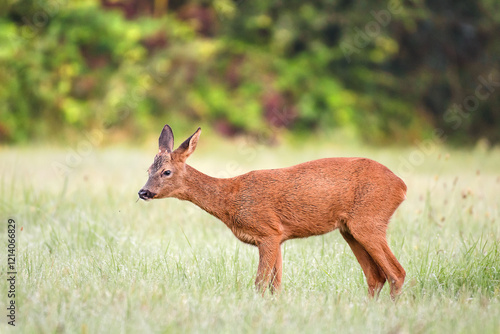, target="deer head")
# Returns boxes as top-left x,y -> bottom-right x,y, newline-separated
138,125 -> 201,200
